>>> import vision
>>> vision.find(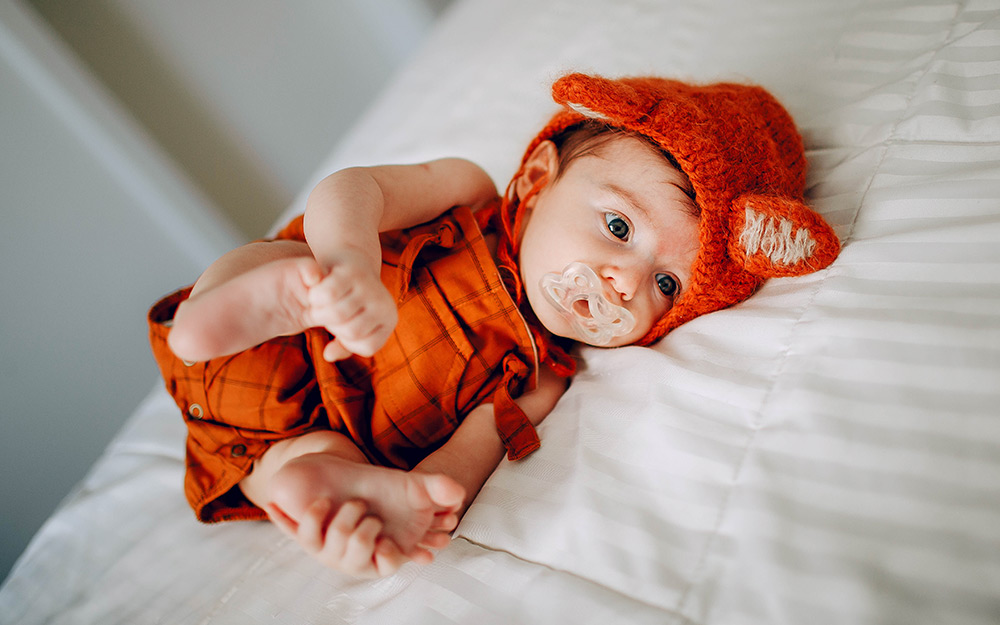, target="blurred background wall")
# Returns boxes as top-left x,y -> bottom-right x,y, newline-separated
0,0 -> 452,580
